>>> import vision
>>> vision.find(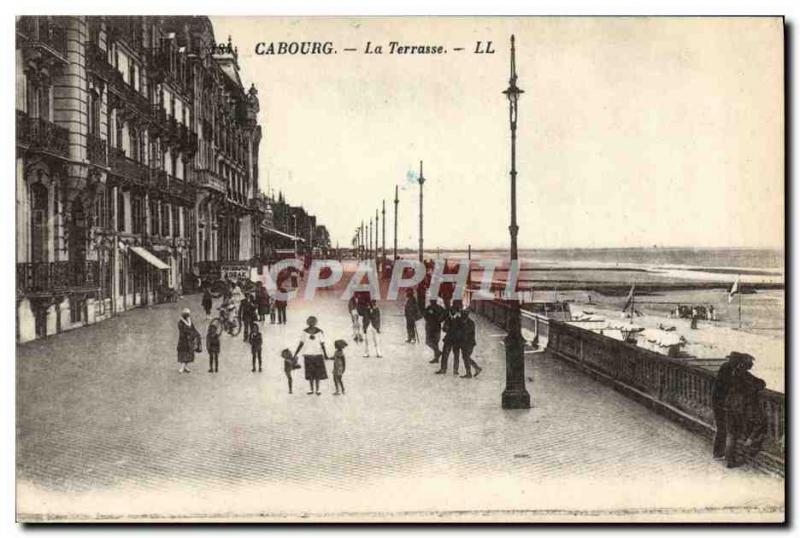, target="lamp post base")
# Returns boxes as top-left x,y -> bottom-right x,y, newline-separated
501,388 -> 531,410
501,328 -> 531,410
